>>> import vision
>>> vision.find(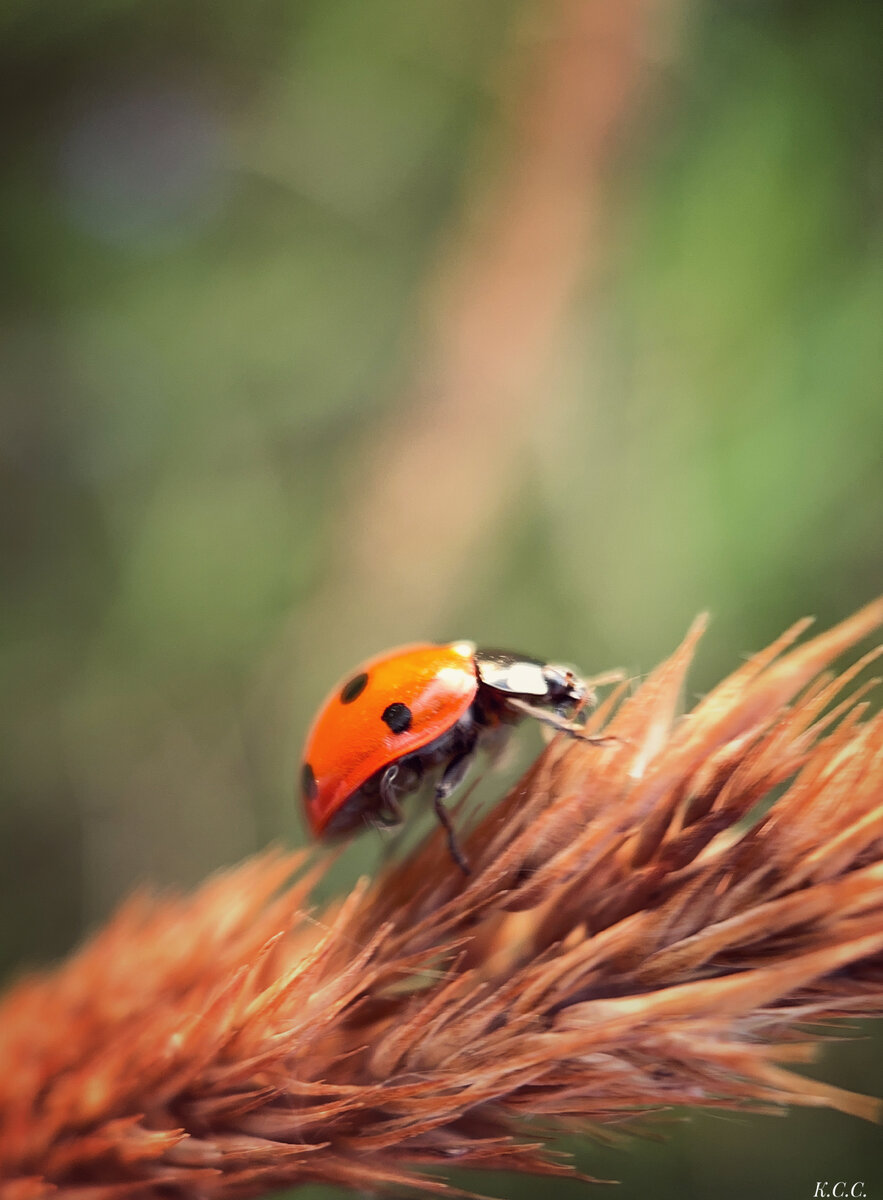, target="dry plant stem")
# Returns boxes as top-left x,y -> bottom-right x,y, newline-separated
3,600 -> 883,1200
